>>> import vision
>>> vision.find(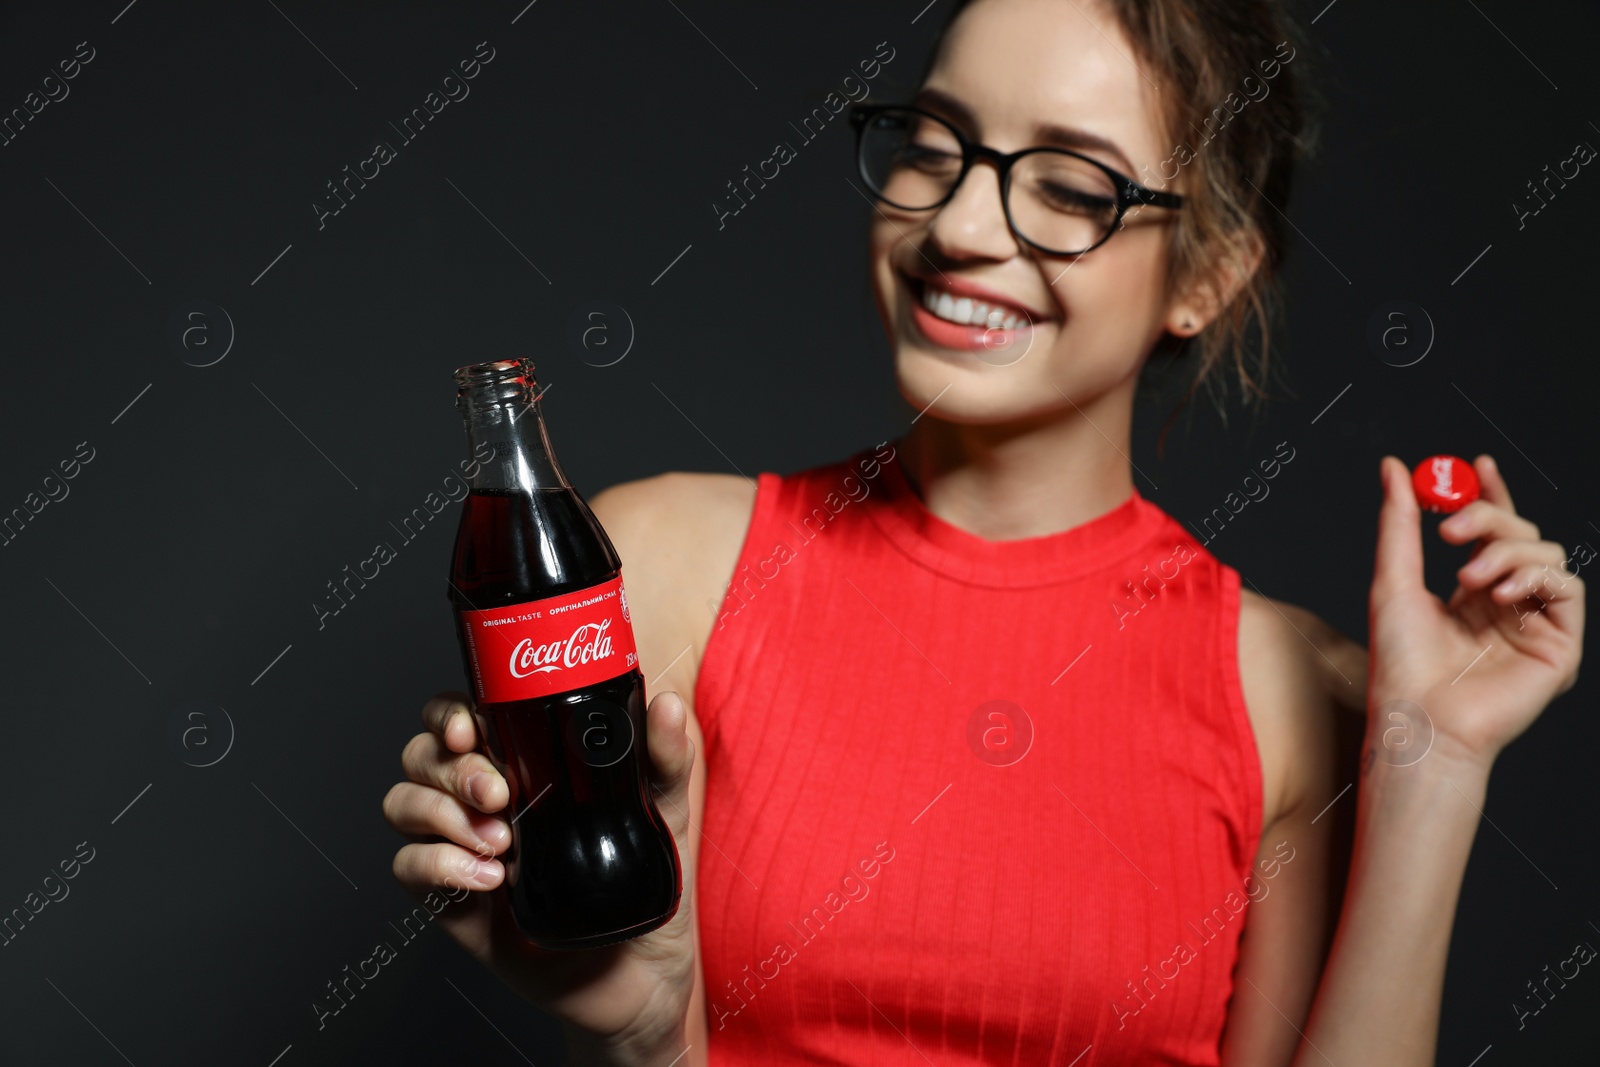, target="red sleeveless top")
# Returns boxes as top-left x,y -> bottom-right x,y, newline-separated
694,442 -> 1262,1066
